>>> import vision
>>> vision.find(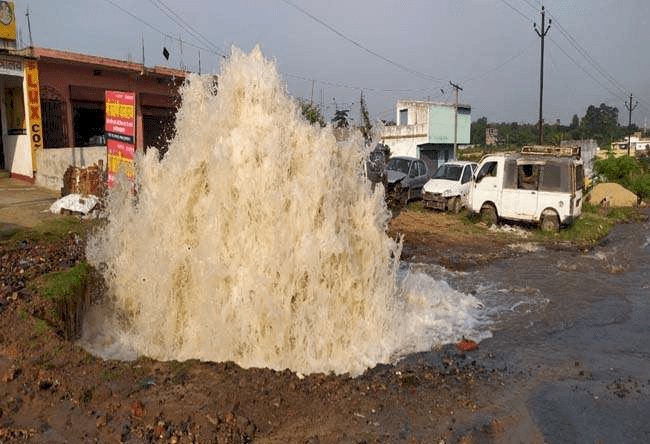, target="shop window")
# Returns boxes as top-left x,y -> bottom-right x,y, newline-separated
73,102 -> 105,147
143,106 -> 176,158
42,99 -> 67,148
